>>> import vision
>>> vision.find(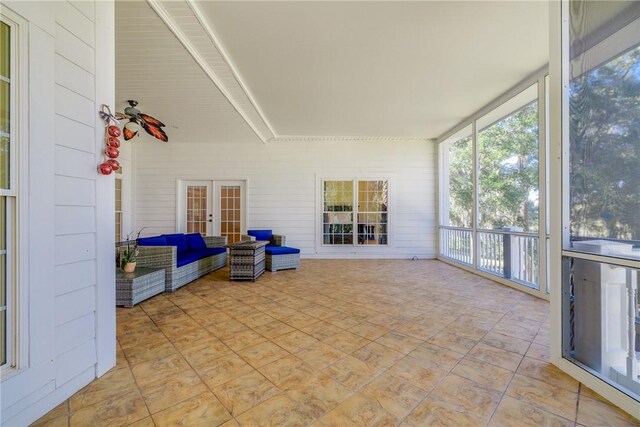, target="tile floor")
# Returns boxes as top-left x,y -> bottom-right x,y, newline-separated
32,260 -> 640,426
